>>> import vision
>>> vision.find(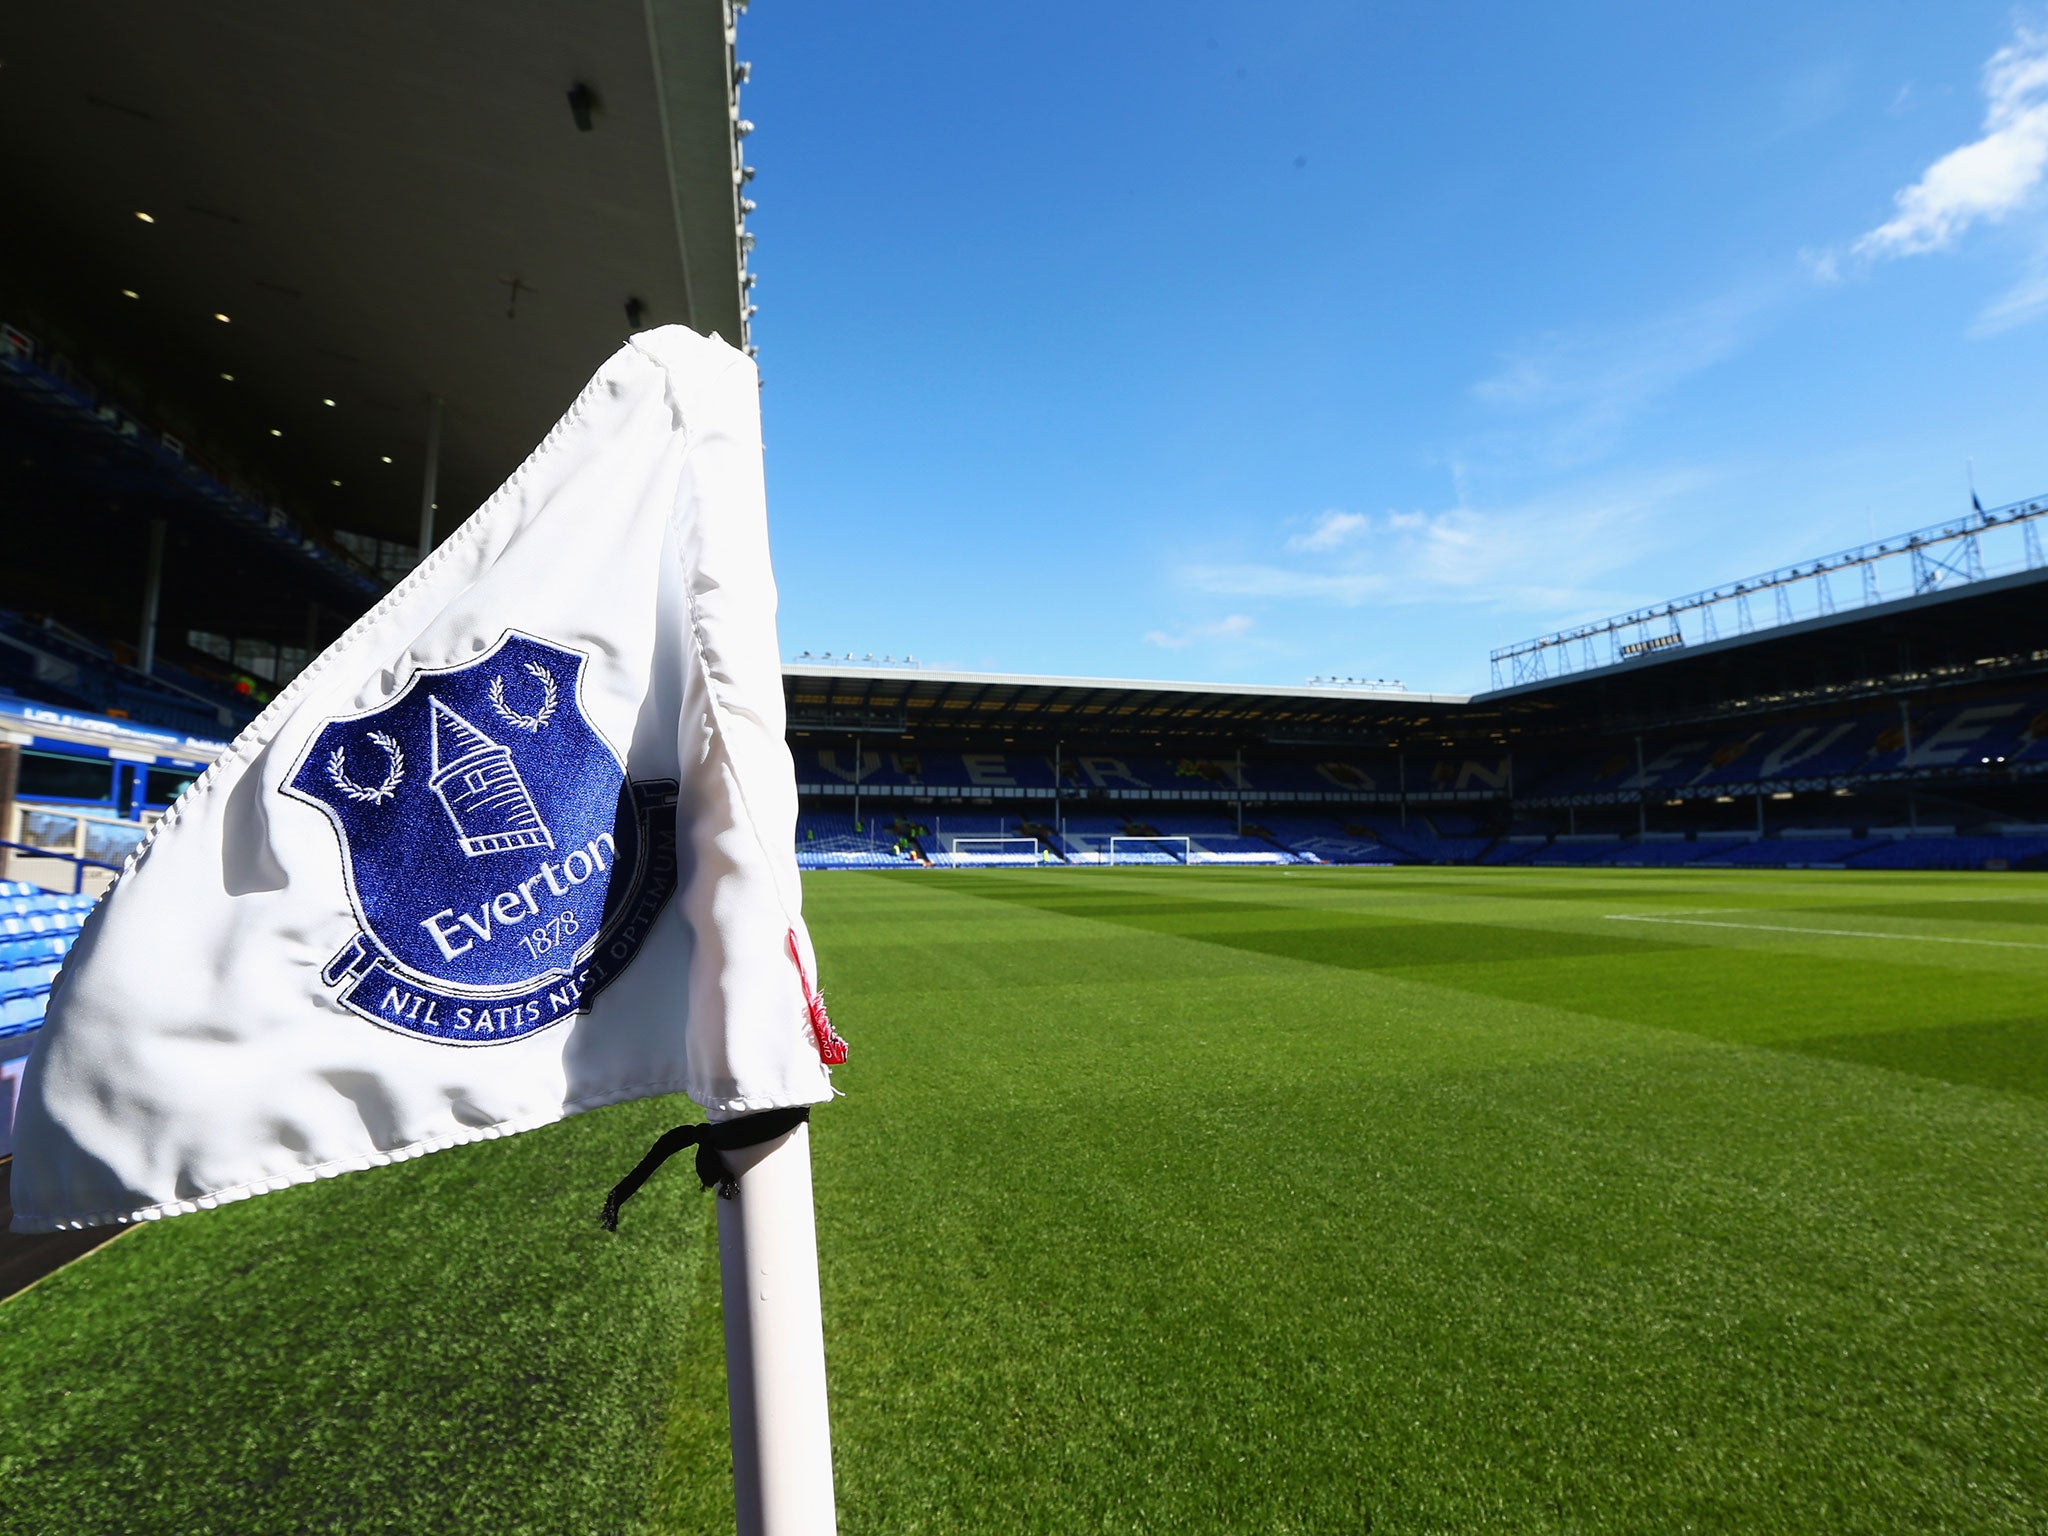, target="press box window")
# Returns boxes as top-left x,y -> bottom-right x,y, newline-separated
146,768 -> 199,804
16,751 -> 117,802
